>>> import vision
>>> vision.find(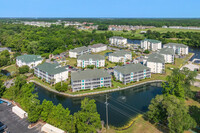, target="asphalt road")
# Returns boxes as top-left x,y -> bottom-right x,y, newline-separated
0,103 -> 42,133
